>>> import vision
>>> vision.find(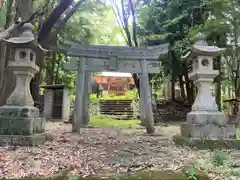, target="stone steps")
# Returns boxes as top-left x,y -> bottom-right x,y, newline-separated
99,100 -> 133,119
